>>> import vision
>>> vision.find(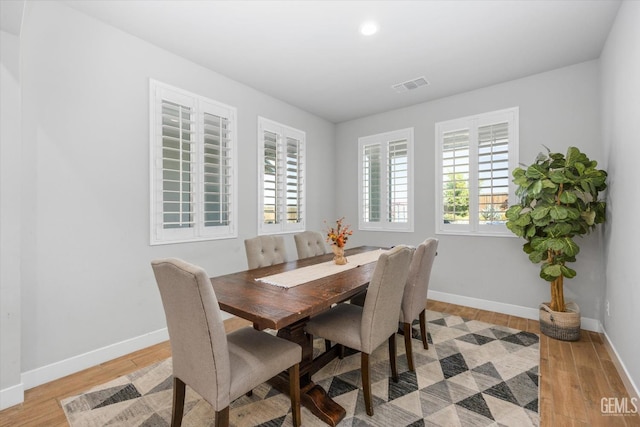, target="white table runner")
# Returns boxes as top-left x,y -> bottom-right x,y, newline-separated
256,249 -> 386,289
